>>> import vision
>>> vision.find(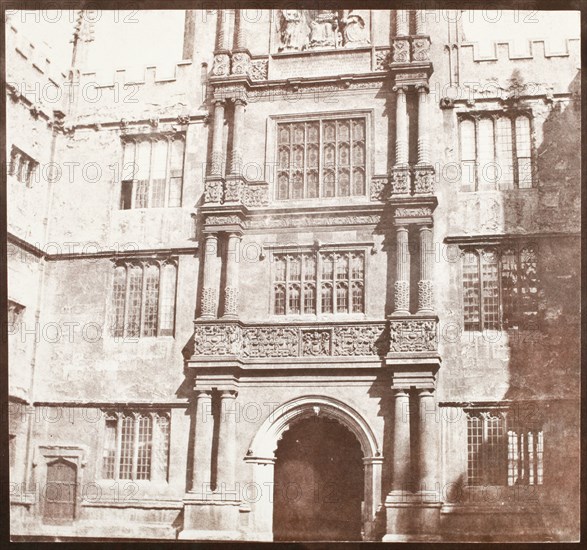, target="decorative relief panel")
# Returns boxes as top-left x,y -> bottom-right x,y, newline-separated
389,166 -> 436,196
370,175 -> 389,201
388,318 -> 437,353
203,179 -> 269,207
191,322 -> 390,359
248,59 -> 269,81
375,49 -> 392,71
